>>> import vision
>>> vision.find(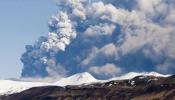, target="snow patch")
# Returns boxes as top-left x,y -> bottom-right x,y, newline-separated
0,80 -> 50,95
110,72 -> 170,81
